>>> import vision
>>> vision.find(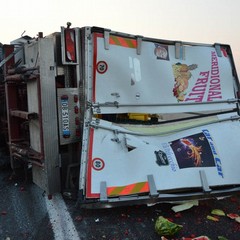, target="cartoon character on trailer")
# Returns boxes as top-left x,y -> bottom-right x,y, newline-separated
172,63 -> 198,101
180,138 -> 202,167
170,132 -> 216,169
